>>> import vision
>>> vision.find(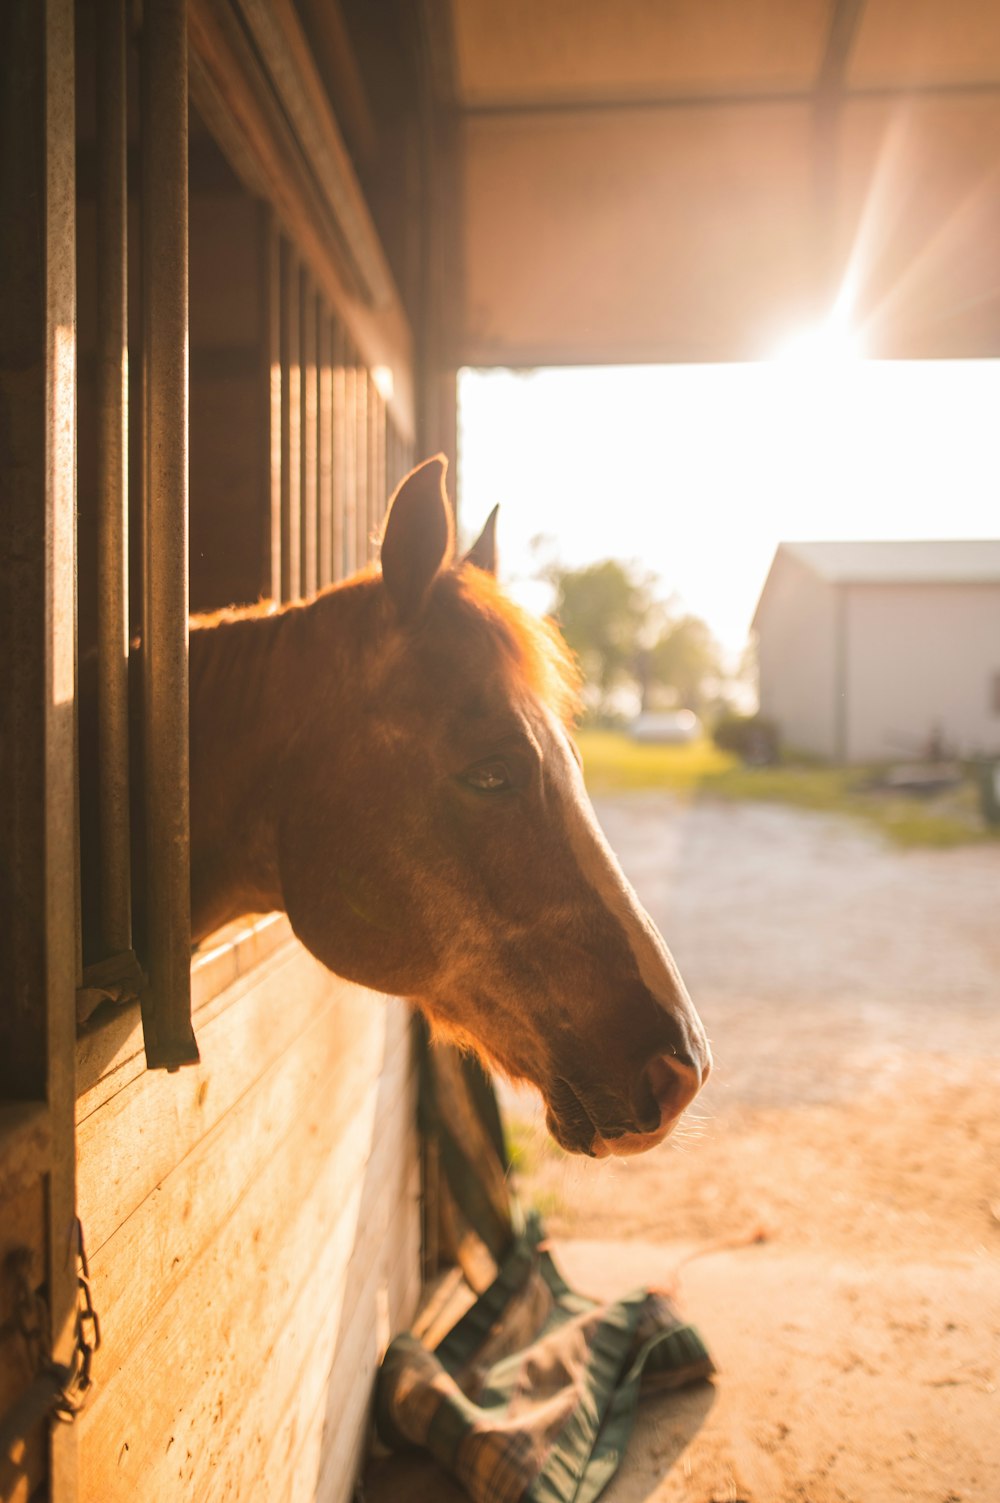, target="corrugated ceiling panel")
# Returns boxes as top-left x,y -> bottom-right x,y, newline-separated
462,103 -> 818,365
834,96 -> 1000,357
